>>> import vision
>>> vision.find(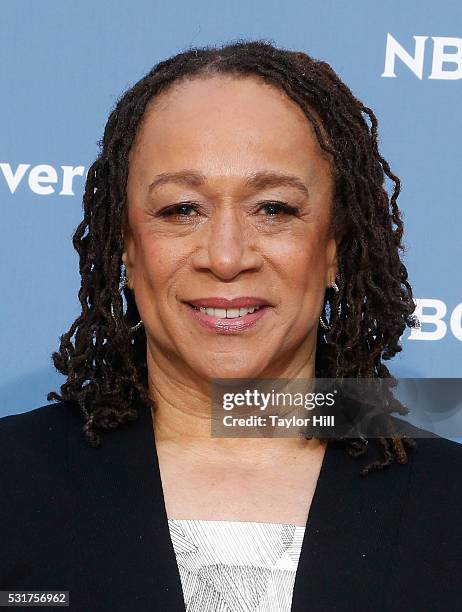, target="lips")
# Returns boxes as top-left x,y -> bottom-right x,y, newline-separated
181,296 -> 273,334
186,297 -> 271,309
184,300 -> 270,333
